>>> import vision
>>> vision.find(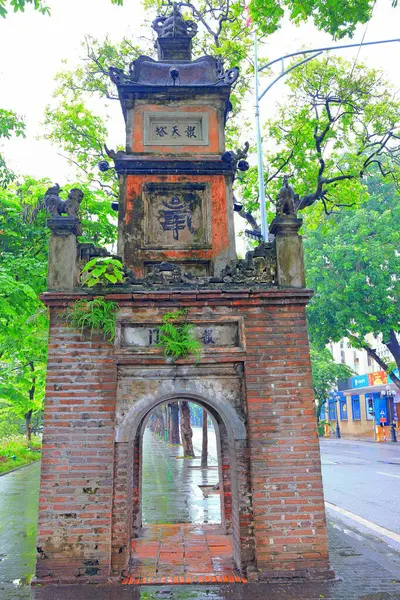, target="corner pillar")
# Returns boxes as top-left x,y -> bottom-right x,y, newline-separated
47,217 -> 80,290
270,216 -> 305,288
